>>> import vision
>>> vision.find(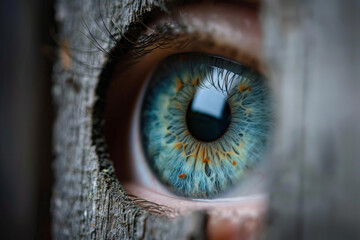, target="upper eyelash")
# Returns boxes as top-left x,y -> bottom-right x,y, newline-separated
128,24 -> 192,59
114,23 -> 194,64
56,3 -> 182,71
90,2 -> 192,59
